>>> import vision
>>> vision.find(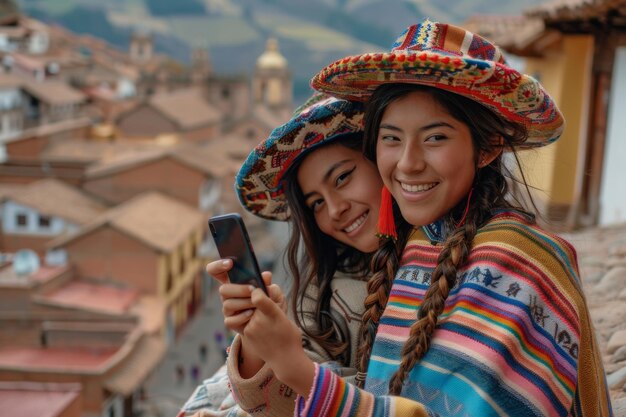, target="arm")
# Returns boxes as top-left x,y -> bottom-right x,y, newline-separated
243,289 -> 433,417
224,276 -> 365,417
